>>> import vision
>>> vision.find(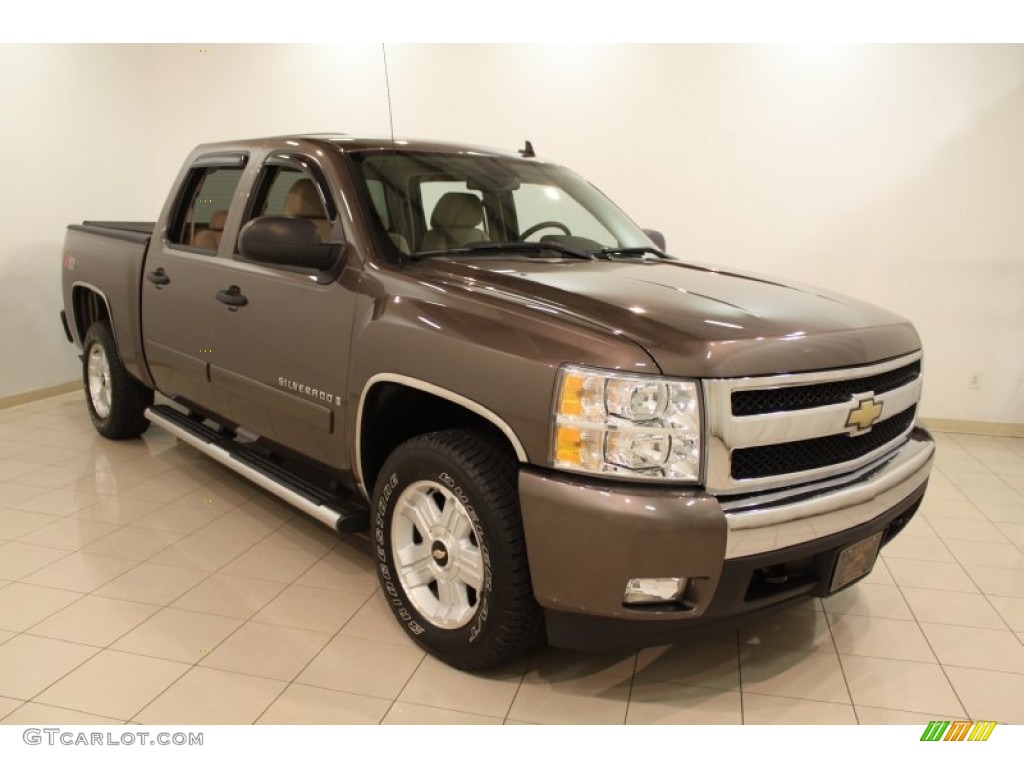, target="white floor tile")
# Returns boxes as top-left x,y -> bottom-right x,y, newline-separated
1,392 -> 1020,729
383,702 -> 504,725
988,595 -> 1024,632
297,634 -> 424,699
628,681 -> 740,724
918,623 -> 1024,674
901,587 -> 1007,629
822,583 -> 914,619
945,666 -> 1024,722
198,621 -> 331,681
884,557 -> 980,593
259,684 -> 391,725
840,655 -> 964,716
34,649 -> 190,720
398,654 -> 527,718
739,646 -> 851,704
135,667 -> 286,725
827,614 -> 936,662
742,692 -> 857,724
510,672 -> 630,725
